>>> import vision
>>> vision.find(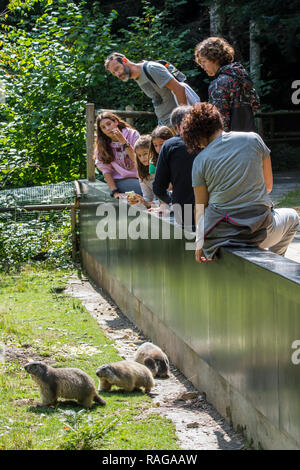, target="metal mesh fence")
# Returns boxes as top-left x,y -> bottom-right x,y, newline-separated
0,182 -> 75,208
0,182 -> 75,224
0,183 -> 76,270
